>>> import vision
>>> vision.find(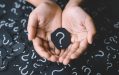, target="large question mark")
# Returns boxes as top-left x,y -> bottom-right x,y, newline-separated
56,32 -> 65,48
